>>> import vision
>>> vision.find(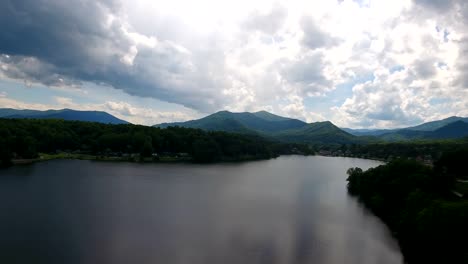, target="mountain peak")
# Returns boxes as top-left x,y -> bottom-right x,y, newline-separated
153,110 -> 360,144
444,116 -> 463,121
314,120 -> 333,125
253,110 -> 271,114
214,110 -> 232,114
252,110 -> 294,122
